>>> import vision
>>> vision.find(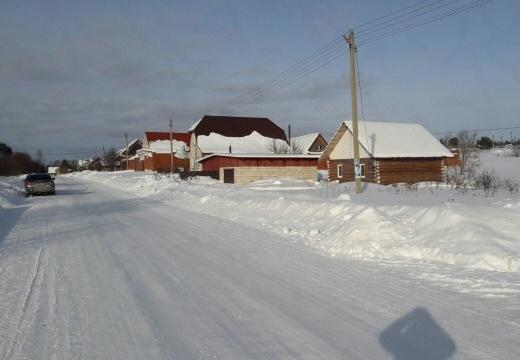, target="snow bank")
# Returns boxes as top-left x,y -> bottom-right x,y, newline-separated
67,171 -> 520,272
0,178 -> 24,209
